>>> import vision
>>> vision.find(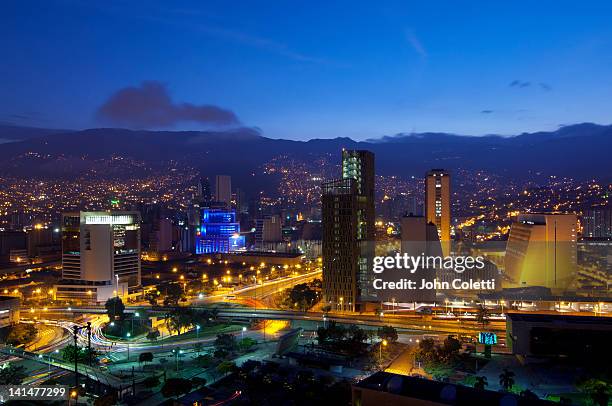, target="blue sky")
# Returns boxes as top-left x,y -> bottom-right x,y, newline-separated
2,0 -> 612,140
